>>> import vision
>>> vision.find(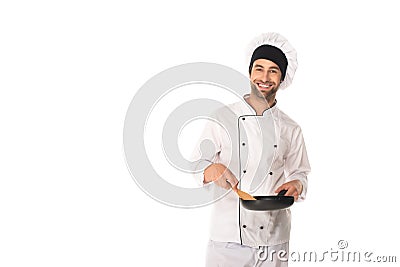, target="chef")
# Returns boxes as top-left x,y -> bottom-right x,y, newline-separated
193,32 -> 311,267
